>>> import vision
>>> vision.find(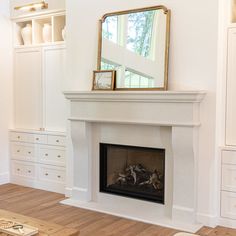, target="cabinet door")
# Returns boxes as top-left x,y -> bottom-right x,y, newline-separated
15,48 -> 42,130
226,29 -> 236,145
43,46 -> 67,132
